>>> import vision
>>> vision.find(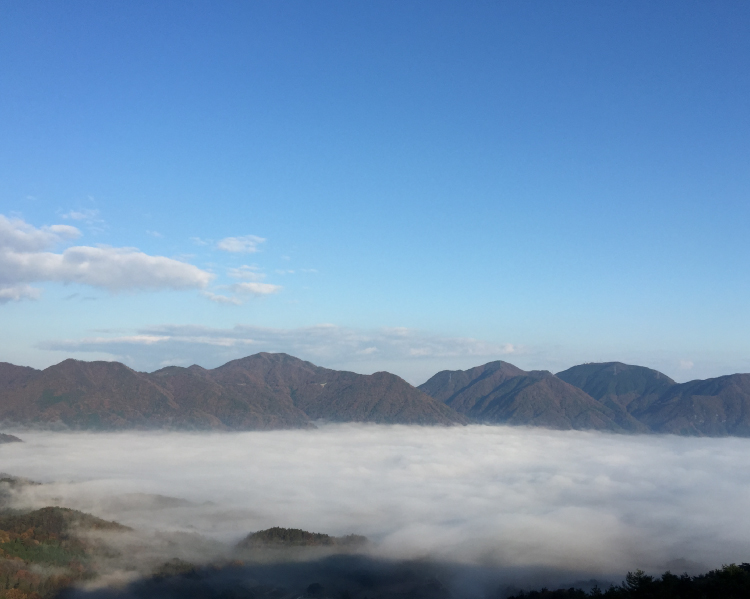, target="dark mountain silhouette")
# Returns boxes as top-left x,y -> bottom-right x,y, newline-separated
420,360 -> 750,435
0,359 -> 180,429
0,353 -> 465,430
418,361 -> 640,432
3,354 -> 750,435
556,362 -> 675,413
0,432 -> 22,443
633,373 -> 750,436
557,362 -> 750,436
